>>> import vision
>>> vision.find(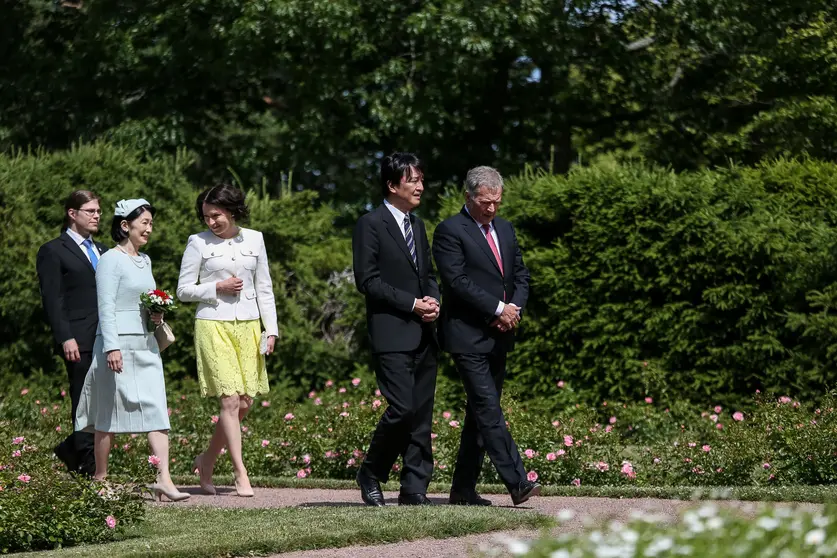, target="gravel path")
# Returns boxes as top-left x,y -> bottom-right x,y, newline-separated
155,486 -> 823,557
